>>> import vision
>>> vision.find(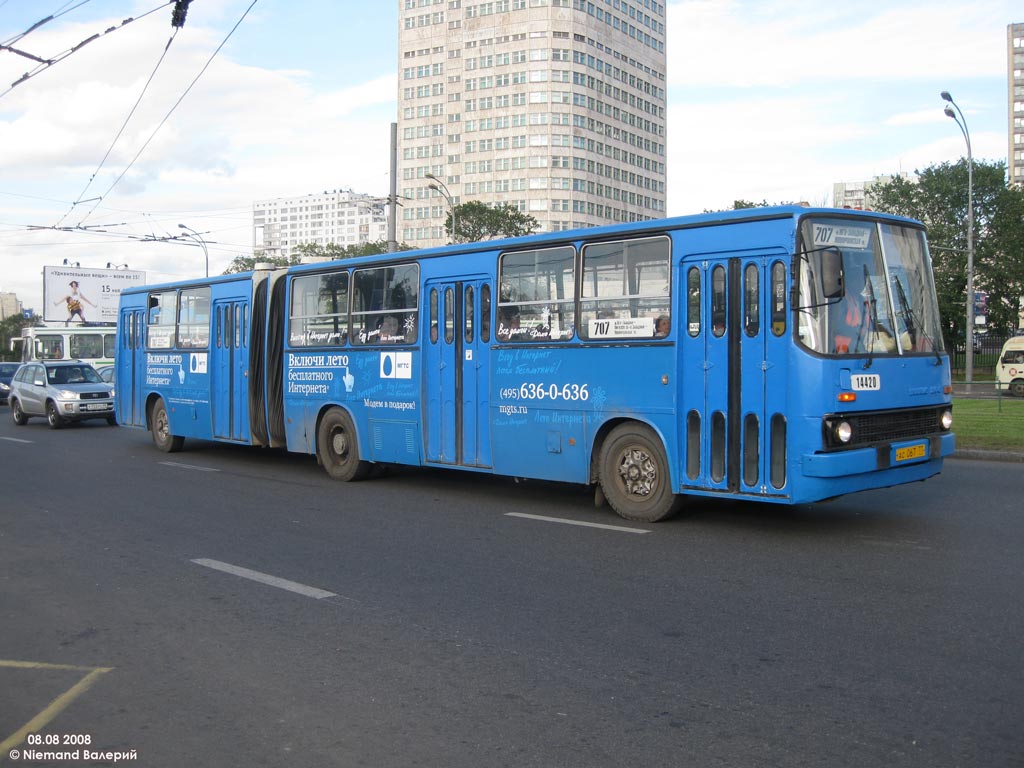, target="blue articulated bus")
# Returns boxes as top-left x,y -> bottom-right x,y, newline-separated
115,206 -> 954,522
